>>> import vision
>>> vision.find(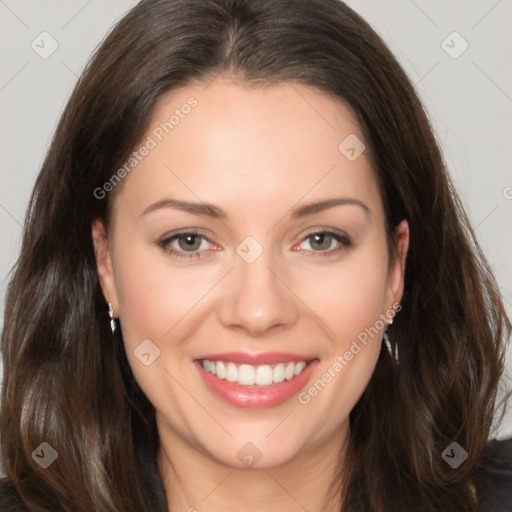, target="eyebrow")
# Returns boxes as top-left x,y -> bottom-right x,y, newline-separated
140,197 -> 371,219
291,198 -> 371,218
141,198 -> 226,219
